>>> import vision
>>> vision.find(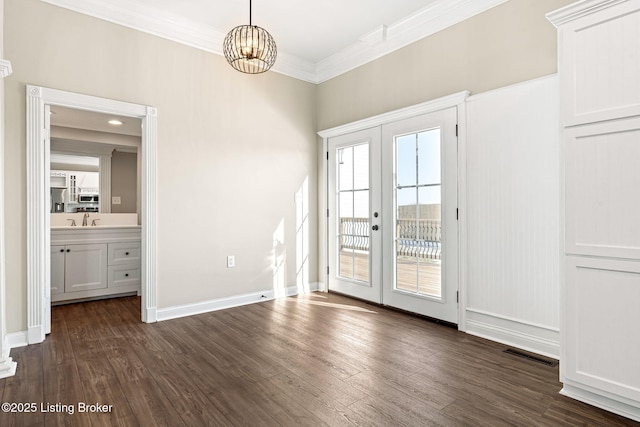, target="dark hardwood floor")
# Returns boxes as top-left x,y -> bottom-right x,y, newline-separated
1,292 -> 638,426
